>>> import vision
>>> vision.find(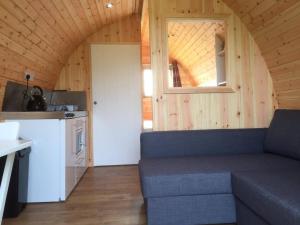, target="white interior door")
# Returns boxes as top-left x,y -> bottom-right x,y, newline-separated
91,44 -> 142,166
